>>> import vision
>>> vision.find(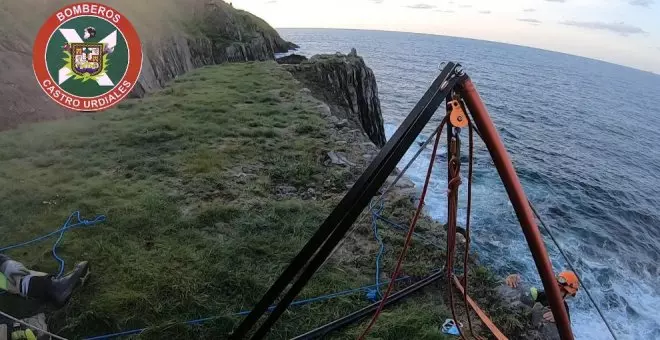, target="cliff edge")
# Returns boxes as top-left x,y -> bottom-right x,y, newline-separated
132,1 -> 298,97
282,49 -> 387,147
